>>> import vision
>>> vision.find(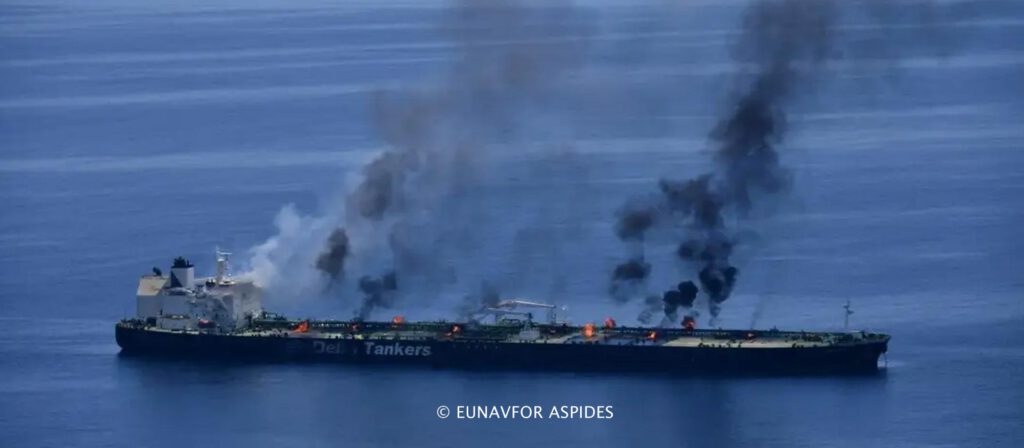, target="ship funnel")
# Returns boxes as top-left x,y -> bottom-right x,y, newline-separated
169,257 -> 195,289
